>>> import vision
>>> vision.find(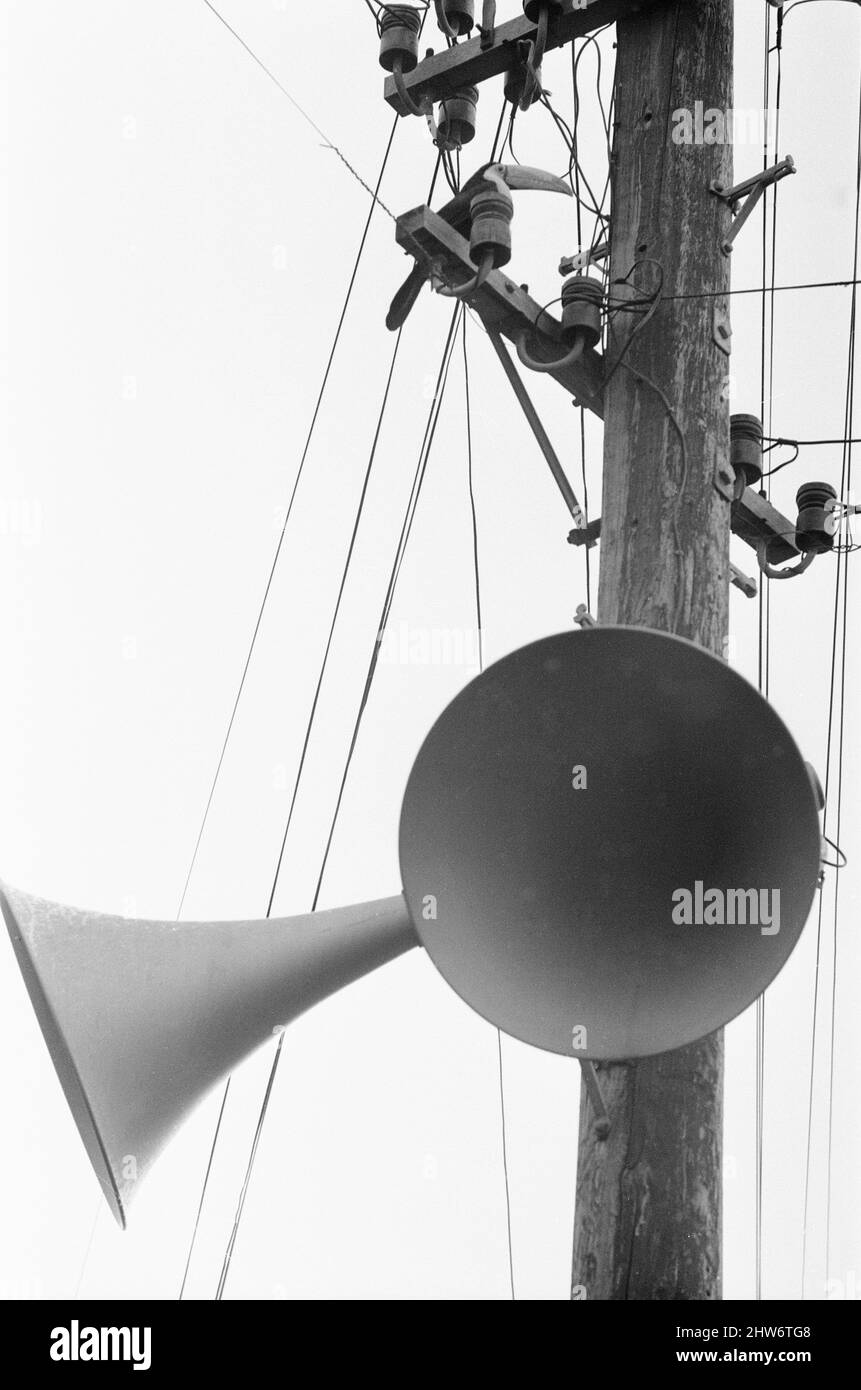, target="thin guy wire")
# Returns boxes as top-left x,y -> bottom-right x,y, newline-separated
178,1078 -> 232,1299
201,0 -> 397,220
463,313 -> 514,1298
801,23 -> 861,1304
263,329 -> 404,919
176,110 -> 401,1301
175,120 -> 400,923
309,305 -> 463,913
824,44 -> 861,1284
215,307 -> 463,1298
